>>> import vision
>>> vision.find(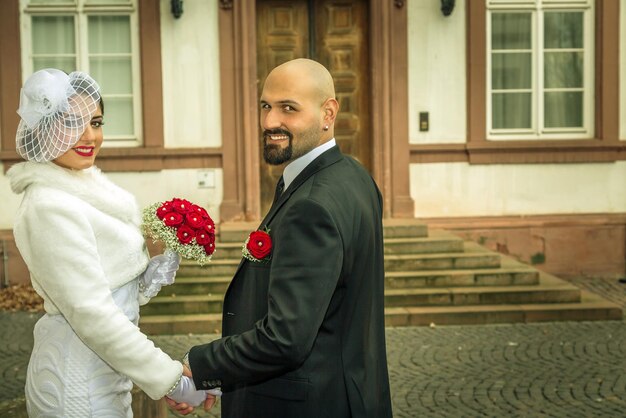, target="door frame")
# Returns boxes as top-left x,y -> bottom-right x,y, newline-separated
218,0 -> 413,222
